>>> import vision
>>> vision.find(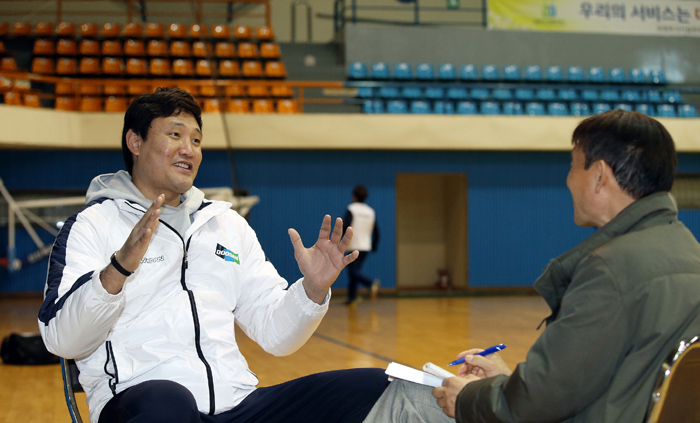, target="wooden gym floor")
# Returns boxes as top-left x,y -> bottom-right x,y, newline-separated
0,293 -> 549,422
